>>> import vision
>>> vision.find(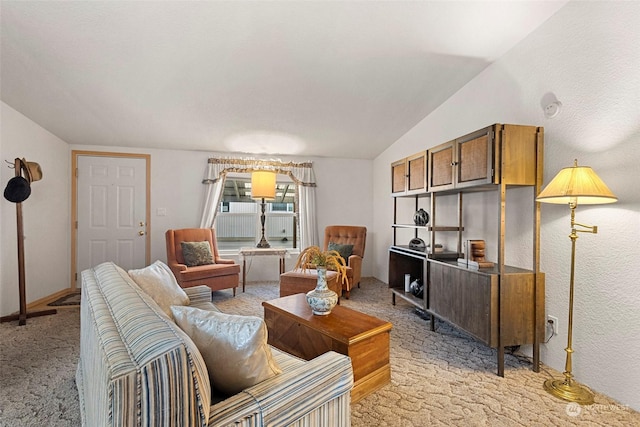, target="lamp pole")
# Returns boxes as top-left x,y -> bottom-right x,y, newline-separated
257,197 -> 270,248
543,202 -> 595,404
